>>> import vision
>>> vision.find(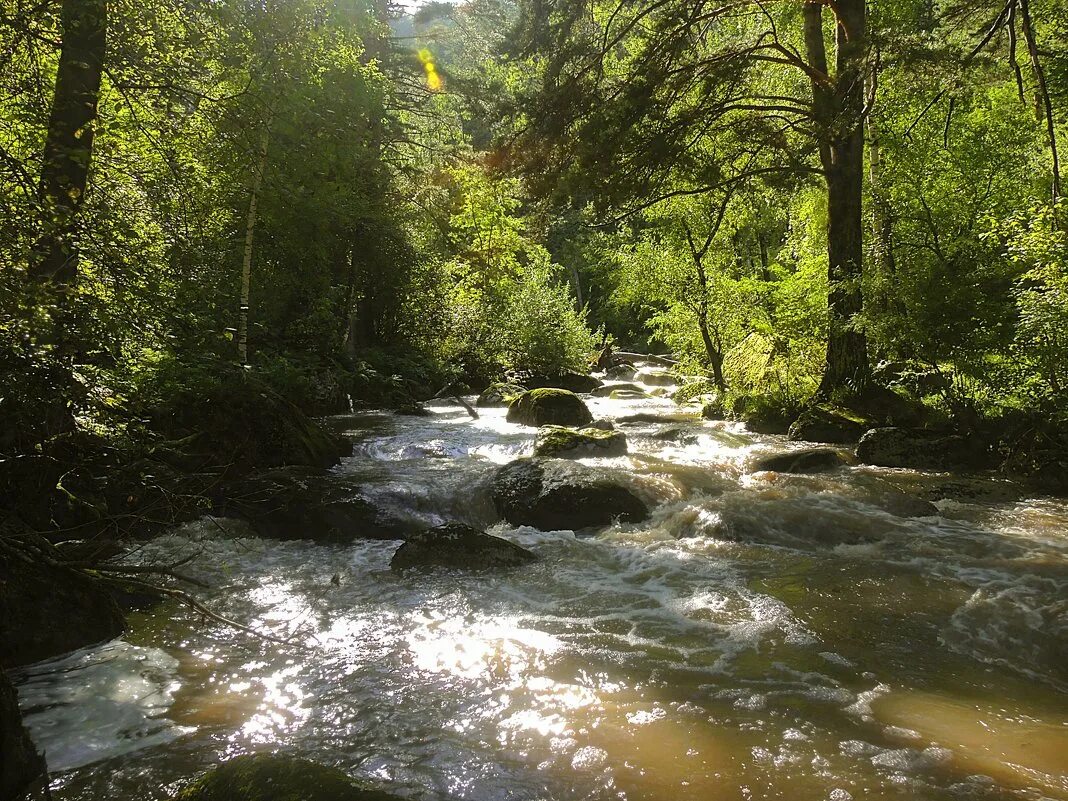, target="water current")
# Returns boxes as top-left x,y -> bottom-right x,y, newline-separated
13,367 -> 1068,800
